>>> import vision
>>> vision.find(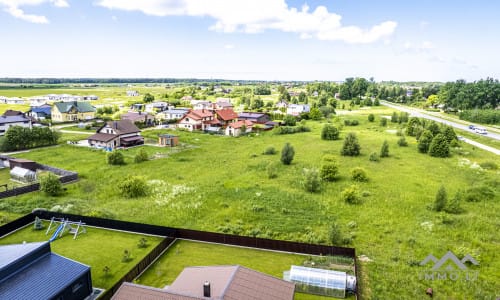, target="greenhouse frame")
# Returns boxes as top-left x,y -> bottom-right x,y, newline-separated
283,265 -> 356,298
10,166 -> 37,183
